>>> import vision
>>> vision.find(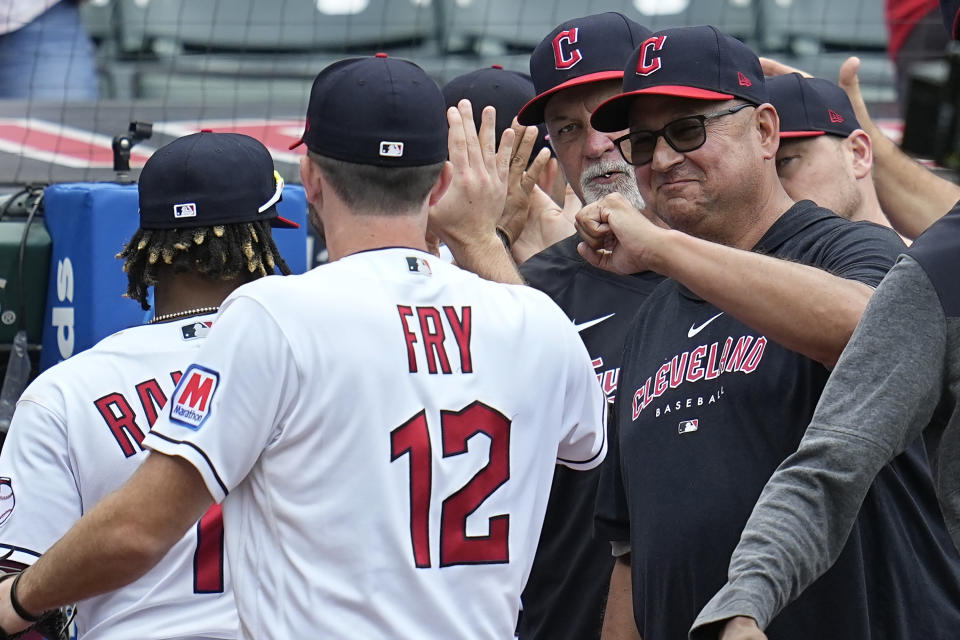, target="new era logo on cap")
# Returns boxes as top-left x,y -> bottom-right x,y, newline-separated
591,25 -> 768,133
767,73 -> 860,139
380,141 -> 404,158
